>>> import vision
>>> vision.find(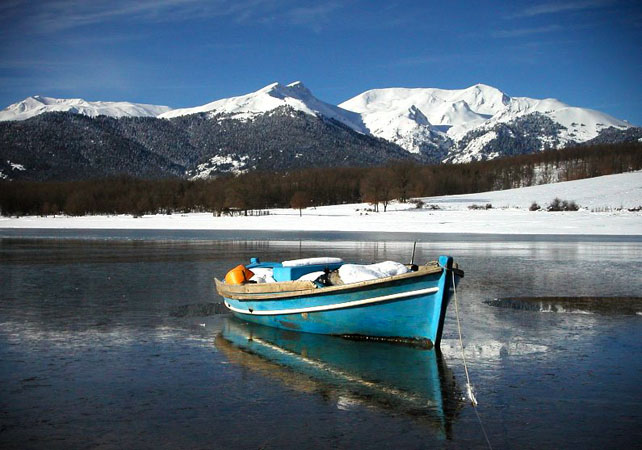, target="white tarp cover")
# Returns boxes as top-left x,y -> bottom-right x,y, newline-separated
250,269 -> 324,283
249,267 -> 276,284
338,261 -> 410,284
281,257 -> 343,267
297,271 -> 326,281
